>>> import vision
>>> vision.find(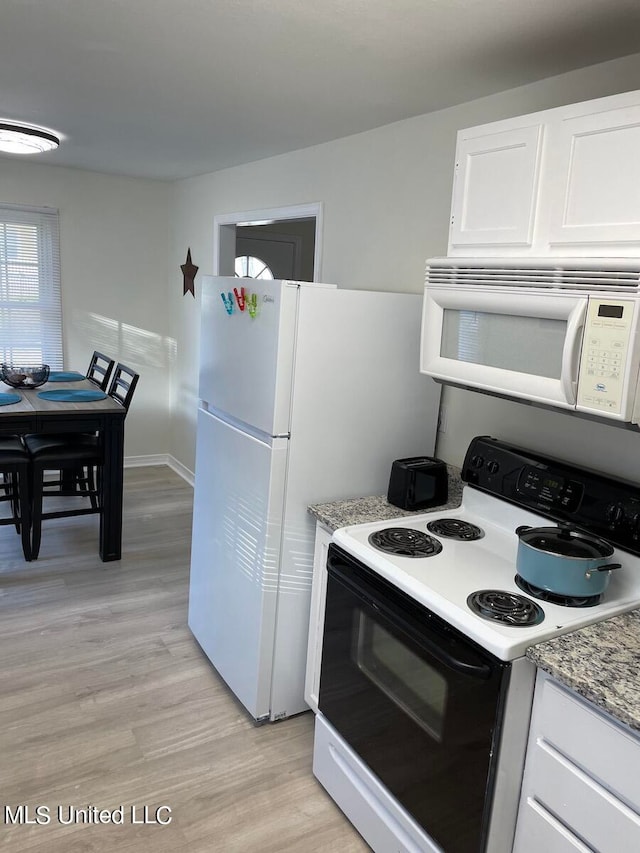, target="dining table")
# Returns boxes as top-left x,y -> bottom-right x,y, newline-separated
0,376 -> 127,561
